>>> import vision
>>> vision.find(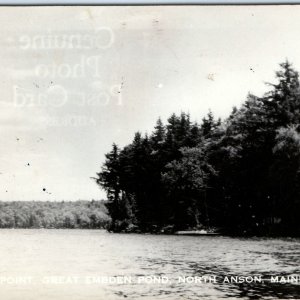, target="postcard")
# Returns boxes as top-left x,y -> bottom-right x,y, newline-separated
0,5 -> 299,300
